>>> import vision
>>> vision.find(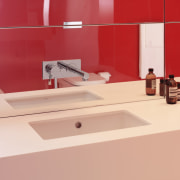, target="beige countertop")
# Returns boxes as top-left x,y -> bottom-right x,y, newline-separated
0,79 -> 163,117
0,98 -> 180,158
1,78 -> 180,159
